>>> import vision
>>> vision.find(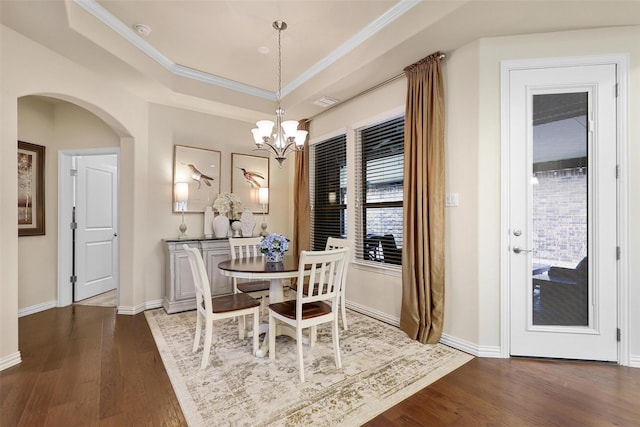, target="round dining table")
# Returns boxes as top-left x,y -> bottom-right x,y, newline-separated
218,255 -> 310,357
